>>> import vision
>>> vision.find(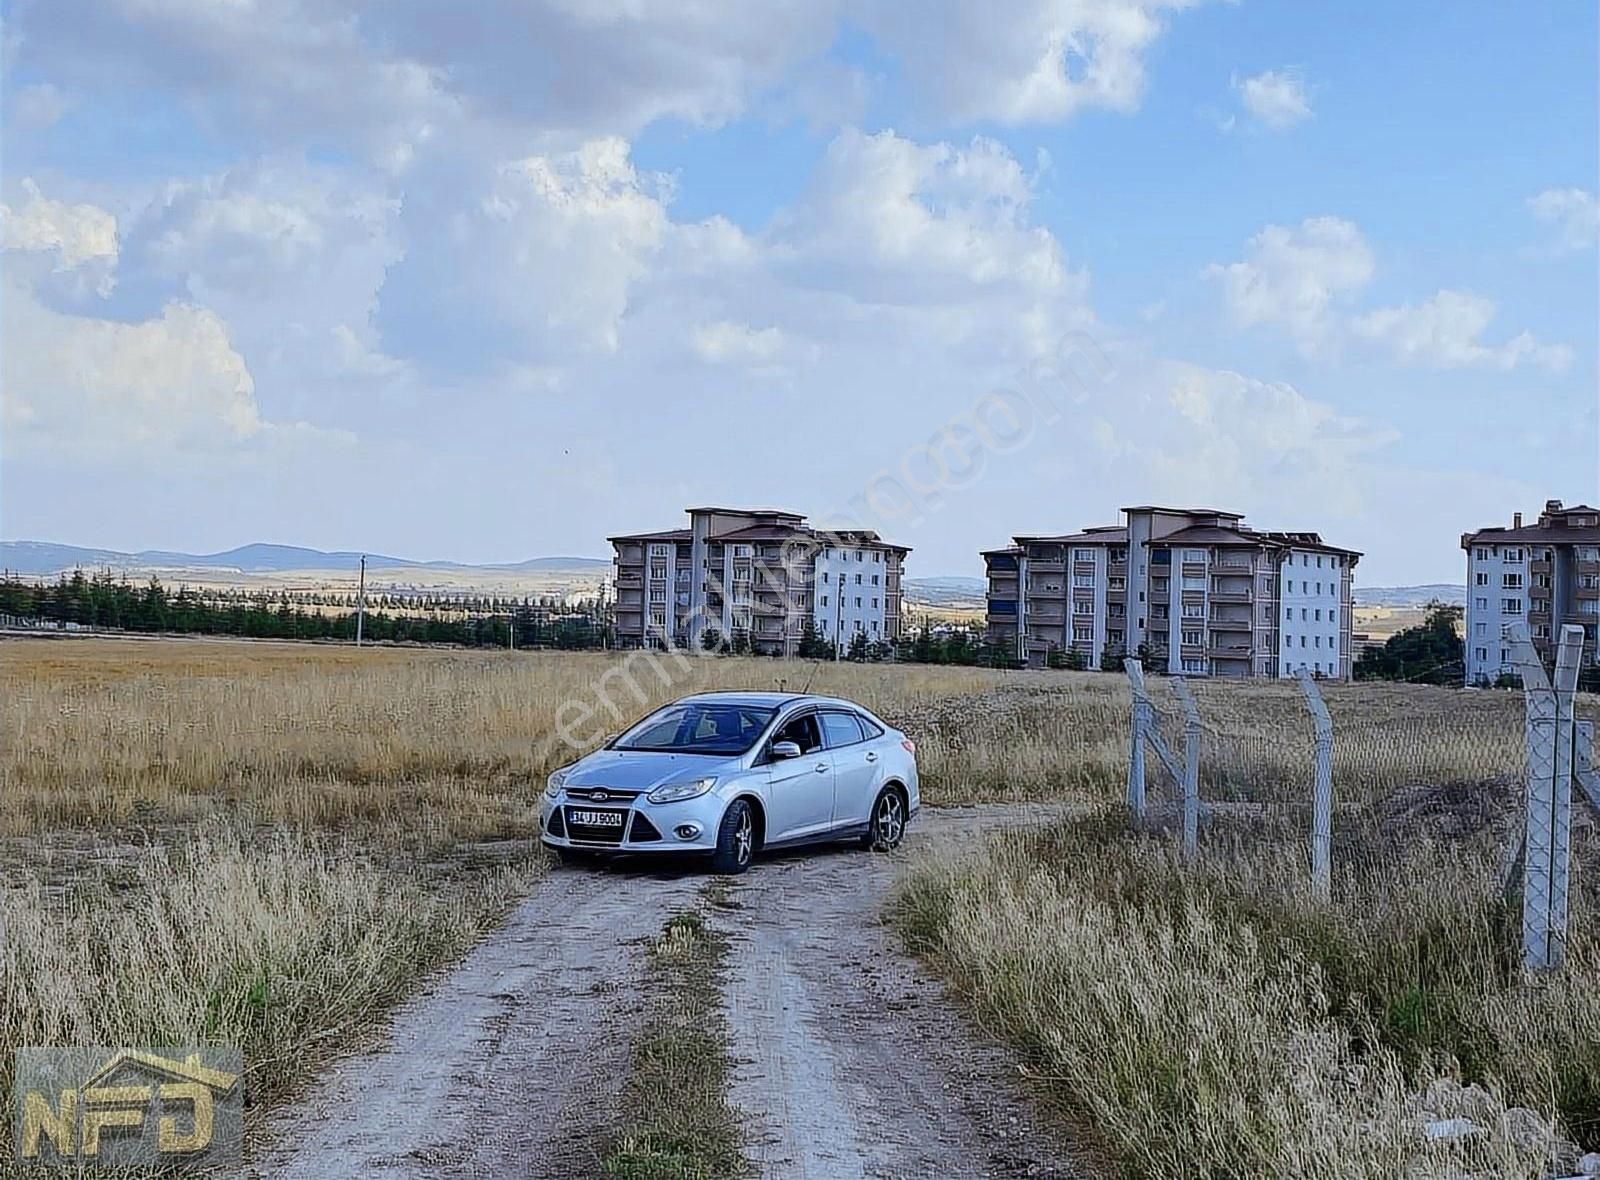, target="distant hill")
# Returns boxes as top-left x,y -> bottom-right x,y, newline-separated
904,576 -> 987,606
1353,584 -> 1464,608
0,540 -> 611,578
